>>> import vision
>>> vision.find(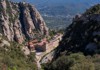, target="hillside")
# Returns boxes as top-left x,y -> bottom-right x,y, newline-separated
42,4 -> 100,70
55,4 -> 100,57
0,0 -> 48,44
0,36 -> 37,70
84,4 -> 100,15
0,0 -> 49,69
